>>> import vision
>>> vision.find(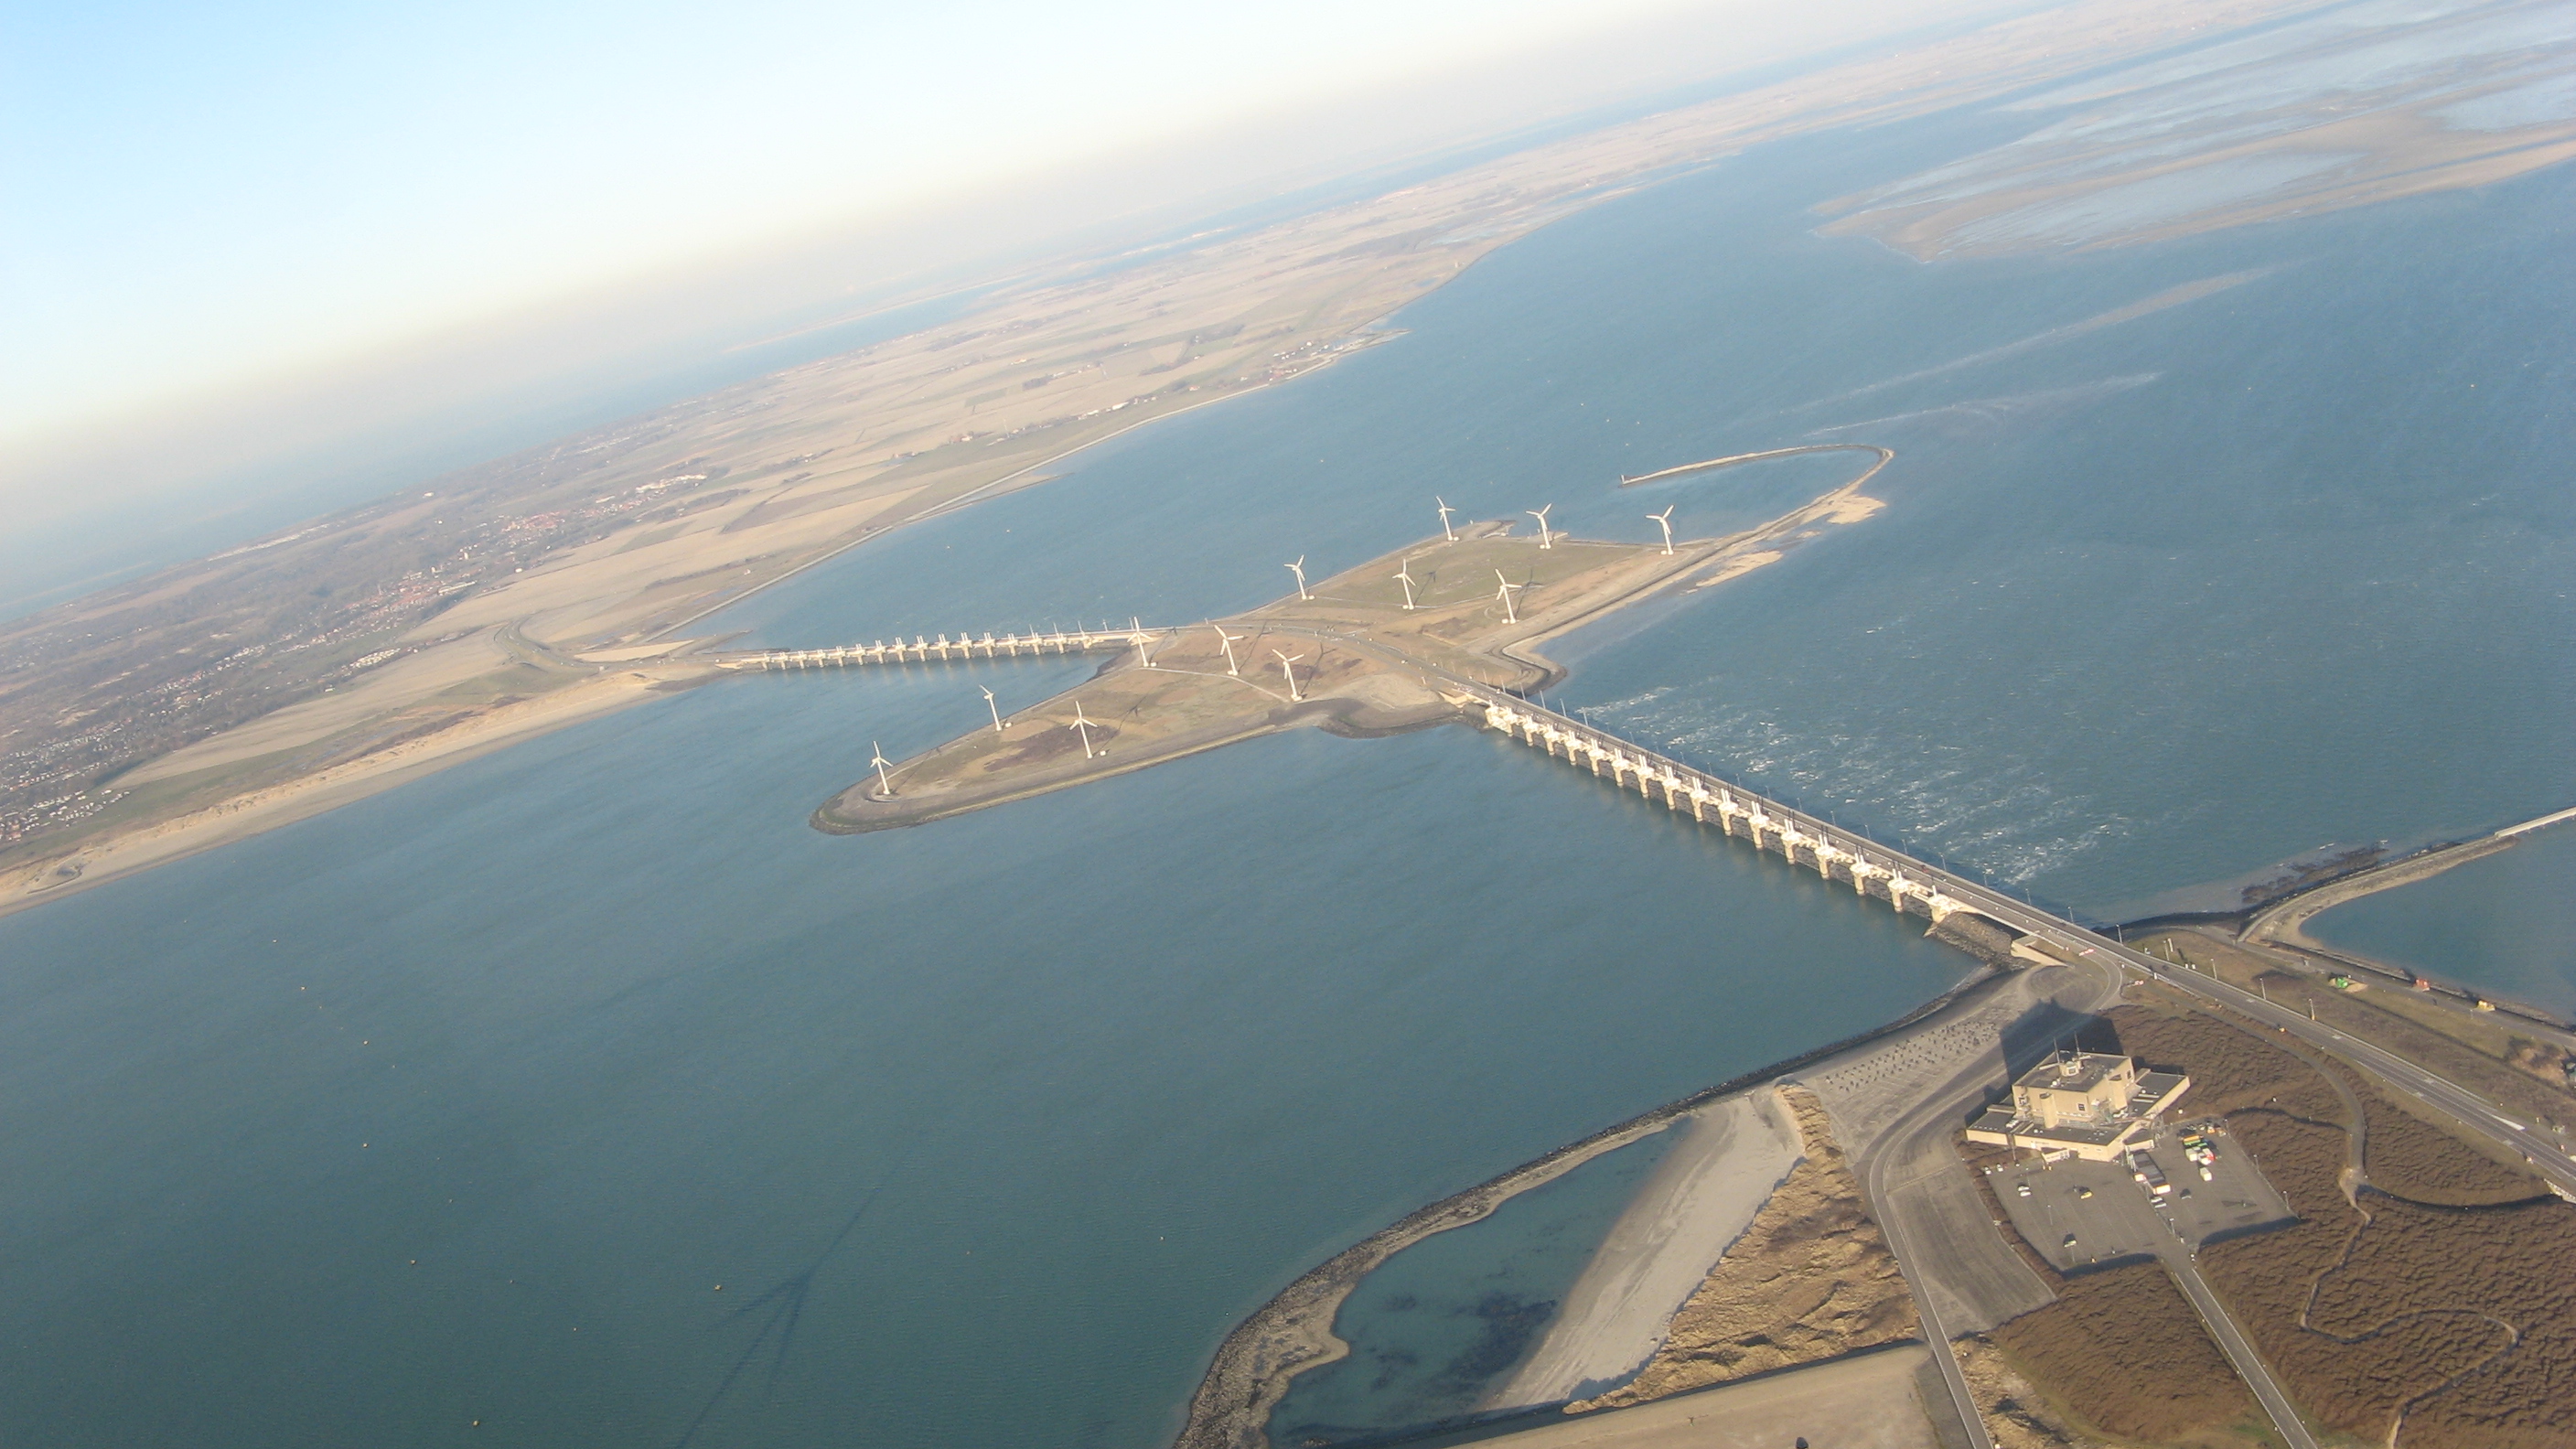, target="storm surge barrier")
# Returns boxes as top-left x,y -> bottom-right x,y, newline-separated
713,623 -> 1173,671
1462,685 -> 2024,940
